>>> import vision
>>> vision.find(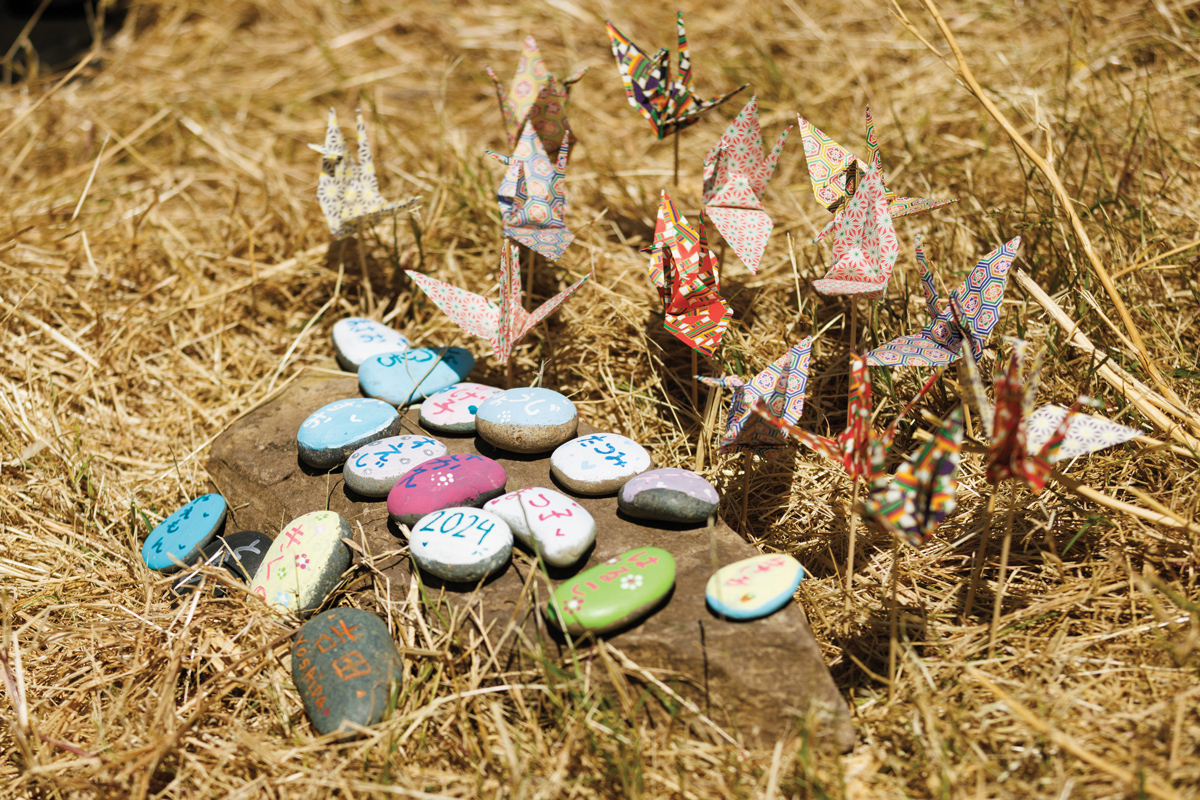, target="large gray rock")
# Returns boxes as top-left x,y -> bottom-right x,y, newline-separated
208,373 -> 854,750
